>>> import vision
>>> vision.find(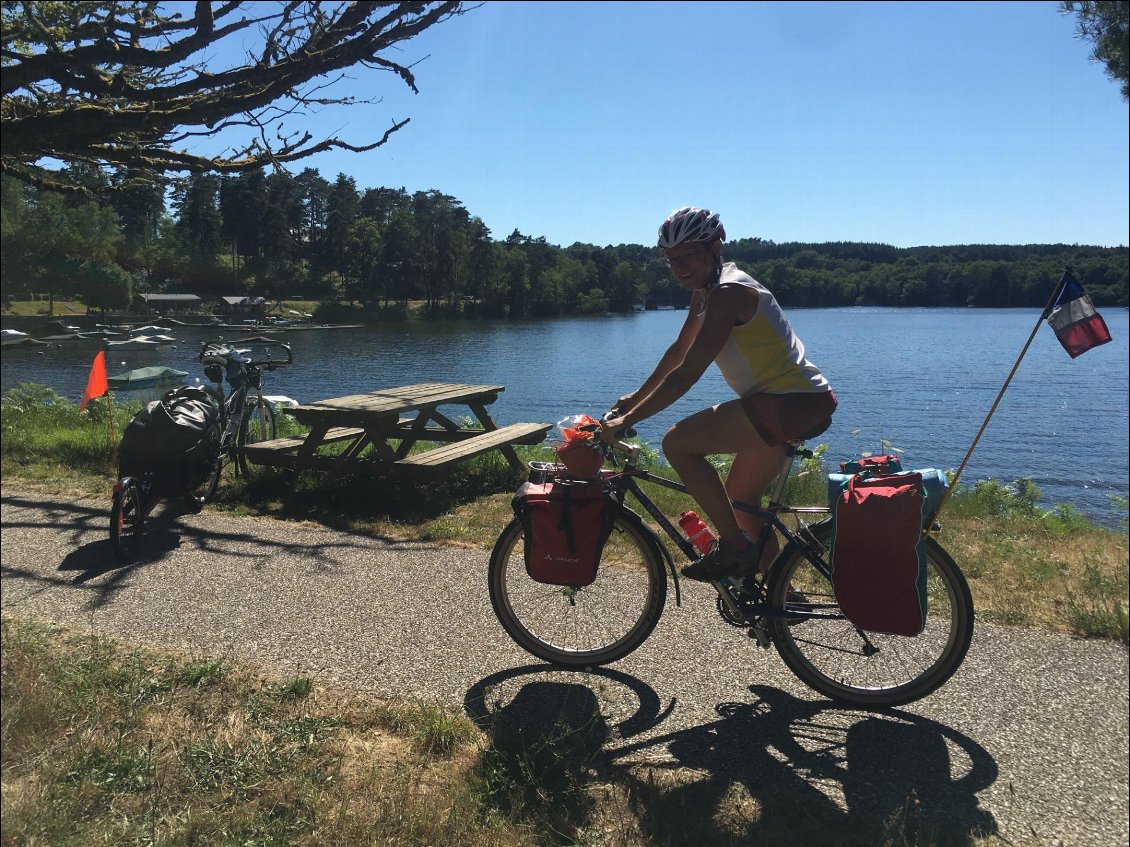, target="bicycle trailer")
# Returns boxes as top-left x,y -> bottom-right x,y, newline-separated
118,386 -> 220,498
